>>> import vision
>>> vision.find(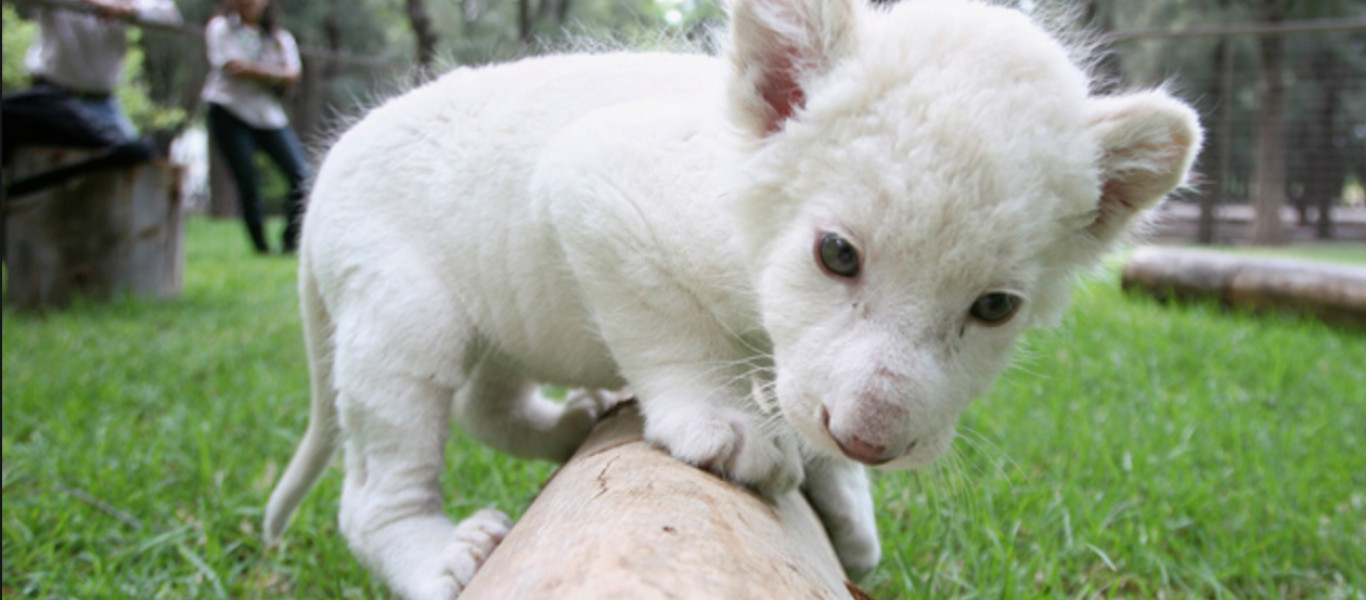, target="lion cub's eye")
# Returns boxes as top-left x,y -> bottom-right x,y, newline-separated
969,292 -> 1022,325
816,233 -> 860,278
